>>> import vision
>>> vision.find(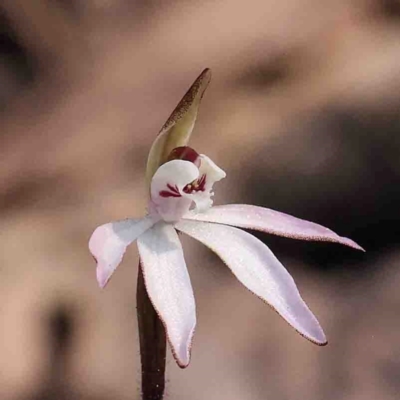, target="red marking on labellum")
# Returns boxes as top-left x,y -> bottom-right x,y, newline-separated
160,184 -> 182,198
